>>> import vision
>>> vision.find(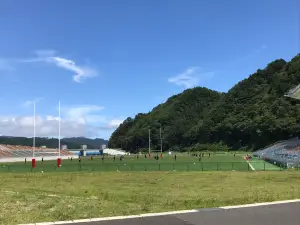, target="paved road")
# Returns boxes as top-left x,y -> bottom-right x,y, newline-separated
65,202 -> 300,225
